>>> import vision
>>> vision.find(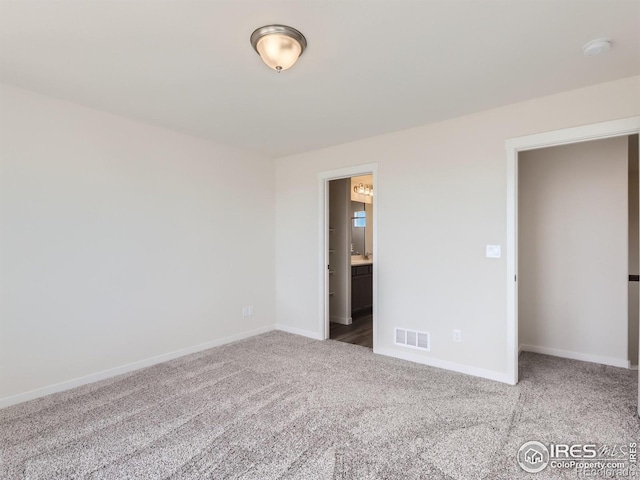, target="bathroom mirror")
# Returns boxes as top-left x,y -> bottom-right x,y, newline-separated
351,201 -> 372,256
